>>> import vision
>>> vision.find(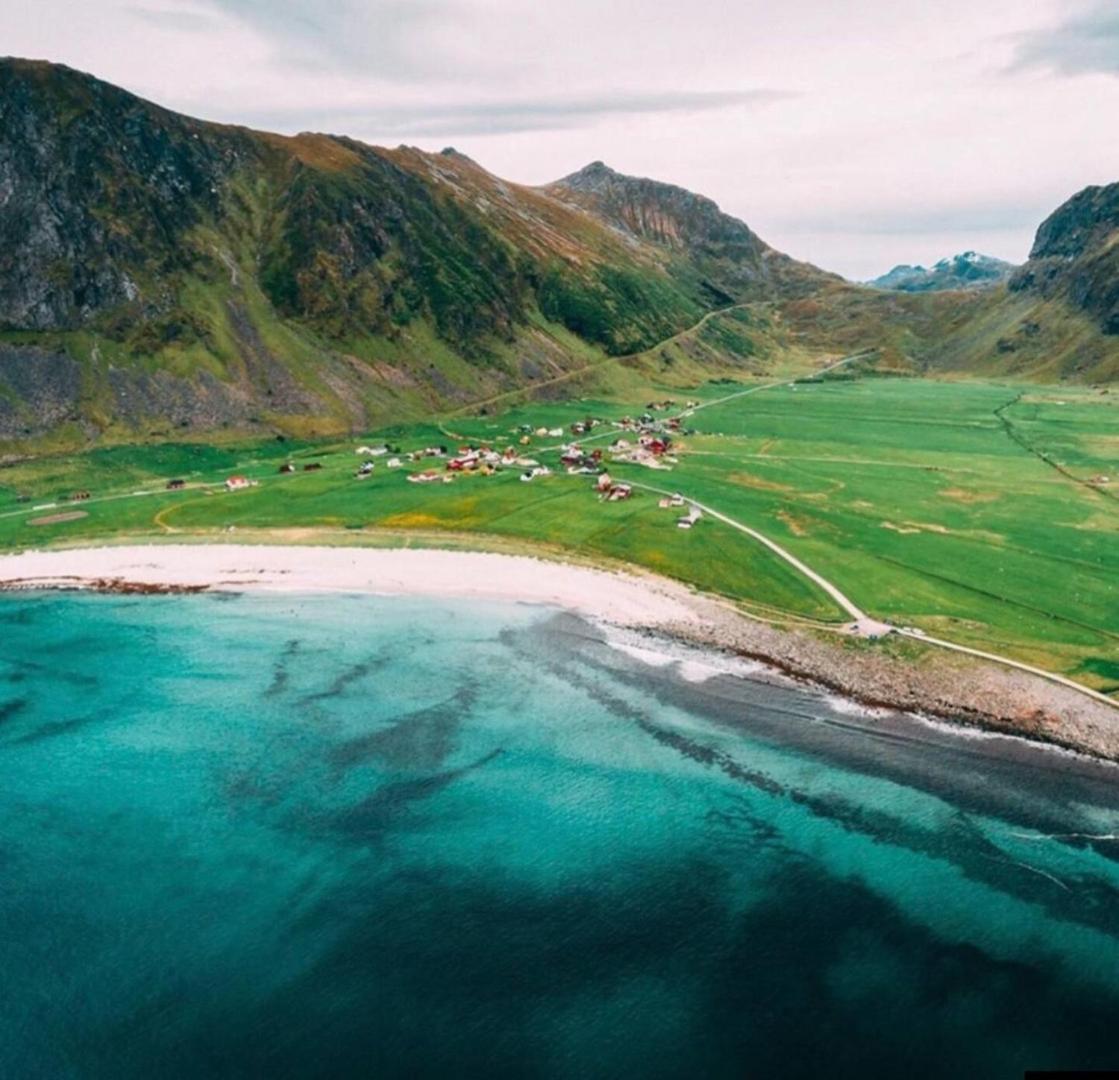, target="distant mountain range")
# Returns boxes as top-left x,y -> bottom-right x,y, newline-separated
867,252 -> 1016,293
0,58 -> 1116,447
